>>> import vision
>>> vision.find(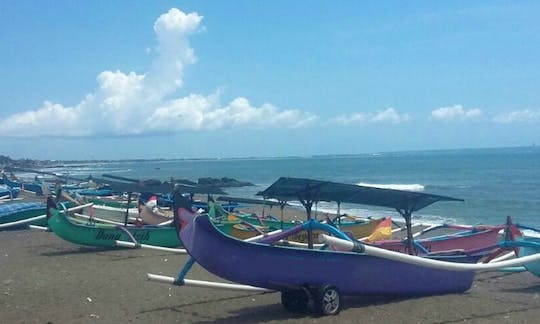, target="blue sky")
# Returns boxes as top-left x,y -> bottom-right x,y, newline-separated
1,1 -> 539,160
